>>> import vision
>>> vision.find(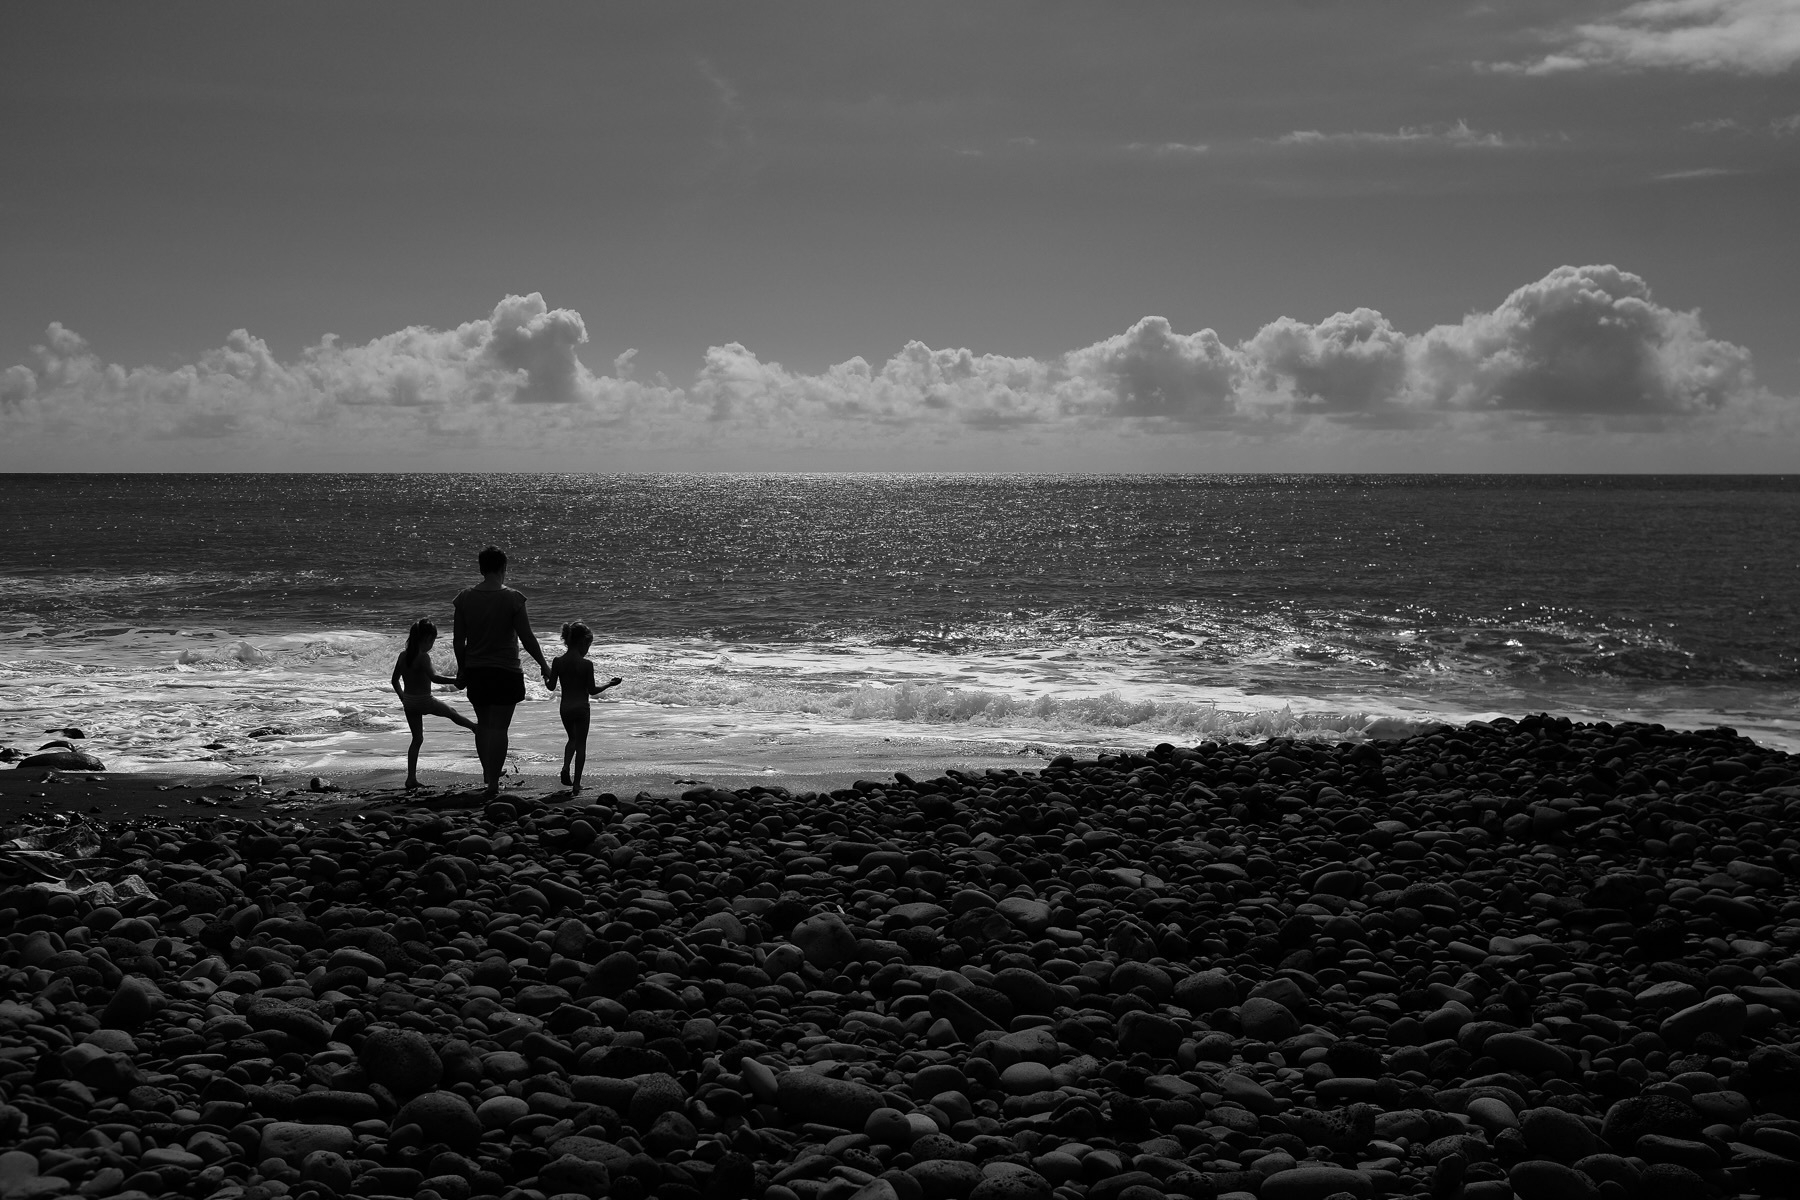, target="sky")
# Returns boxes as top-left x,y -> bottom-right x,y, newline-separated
2,0 -> 1798,471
